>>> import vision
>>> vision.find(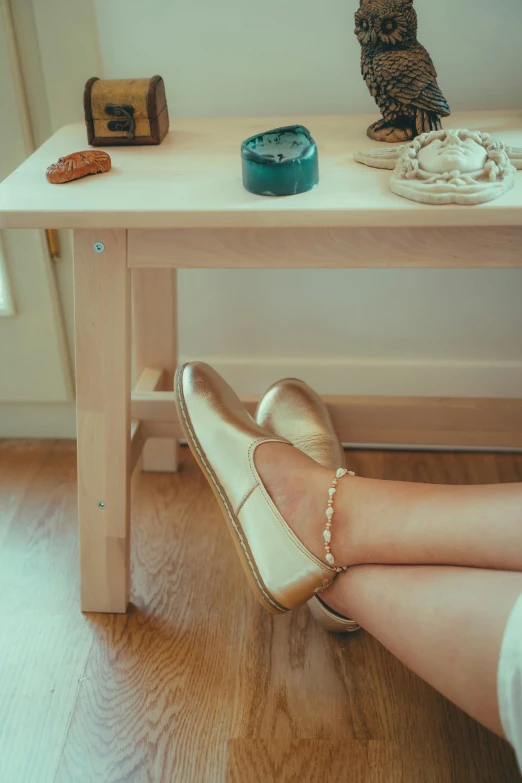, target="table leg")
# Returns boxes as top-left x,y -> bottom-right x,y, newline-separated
74,229 -> 131,613
132,268 -> 179,472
